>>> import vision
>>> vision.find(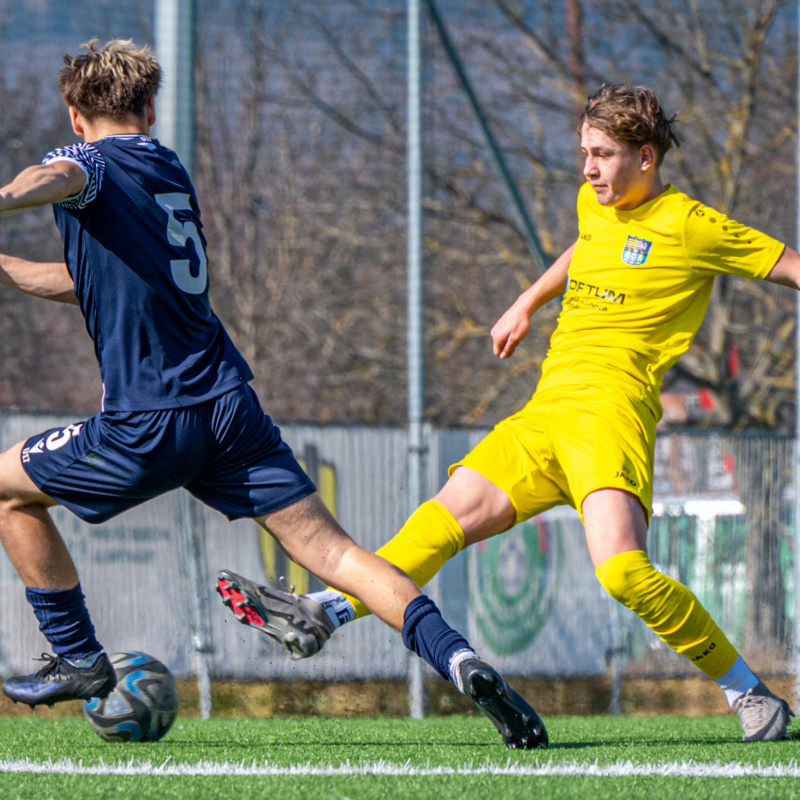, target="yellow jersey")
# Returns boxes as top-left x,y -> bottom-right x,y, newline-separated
536,182 -> 785,418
